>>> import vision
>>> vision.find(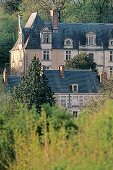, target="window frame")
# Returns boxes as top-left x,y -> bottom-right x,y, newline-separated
73,111 -> 78,118
43,50 -> 50,61
110,51 -> 113,62
110,67 -> 113,76
65,50 -> 71,61
71,84 -> 78,92
86,32 -> 96,46
43,33 -> 50,44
